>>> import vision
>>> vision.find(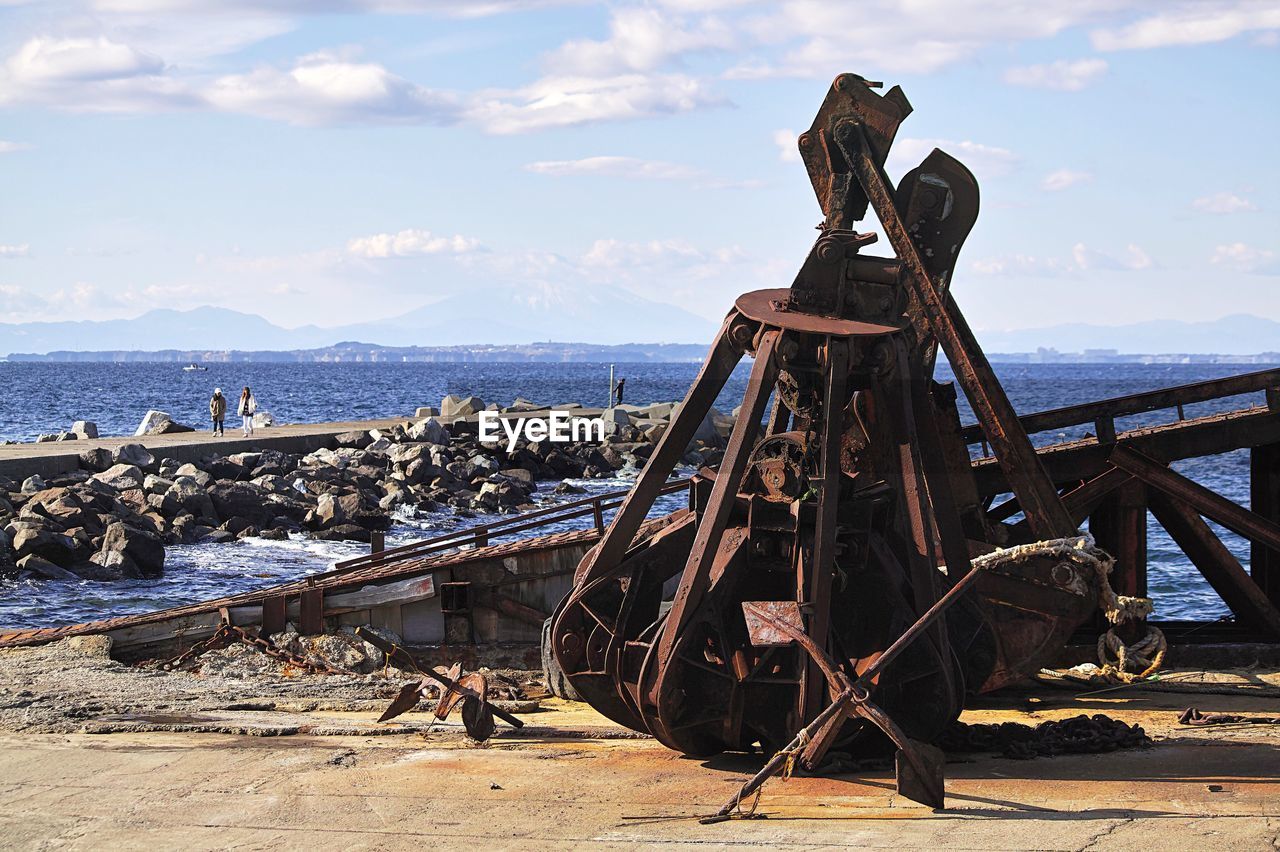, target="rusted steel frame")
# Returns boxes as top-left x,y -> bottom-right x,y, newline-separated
959,367 -> 1280,445
299,588 -> 324,635
1250,443 -> 1280,607
970,407 -> 1280,497
803,335 -> 850,719
1060,466 -> 1135,524
1110,445 -> 1280,554
986,496 -> 1022,524
1088,480 -> 1148,598
1147,491 -> 1280,638
653,330 -> 780,668
905,364 -> 977,581
878,342 -> 953,671
573,314 -> 752,590
334,480 -> 690,571
840,121 -> 1074,540
852,561 -> 987,692
354,626 -> 525,729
